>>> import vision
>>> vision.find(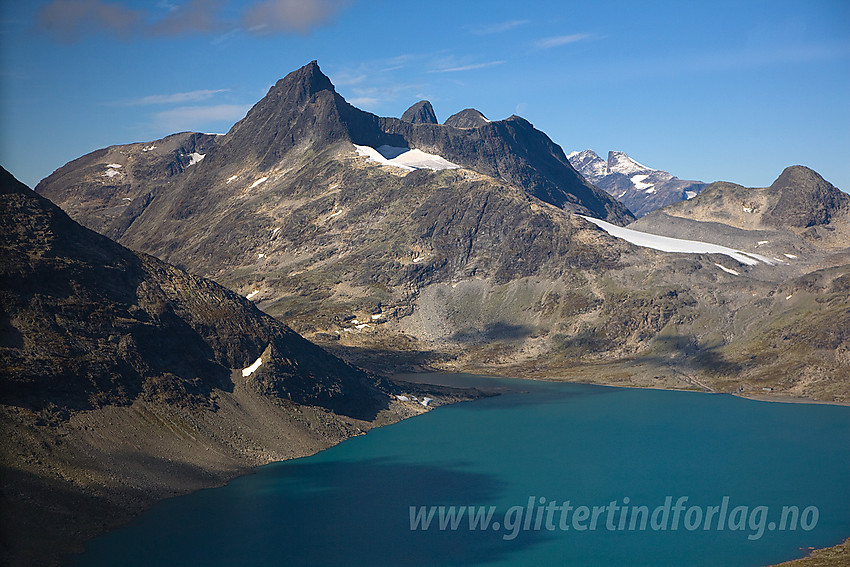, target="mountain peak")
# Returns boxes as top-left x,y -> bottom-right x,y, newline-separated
444,108 -> 490,129
764,165 -> 849,228
569,149 -> 607,177
607,151 -> 653,175
265,59 -> 335,108
215,60 -> 345,169
401,100 -> 438,124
